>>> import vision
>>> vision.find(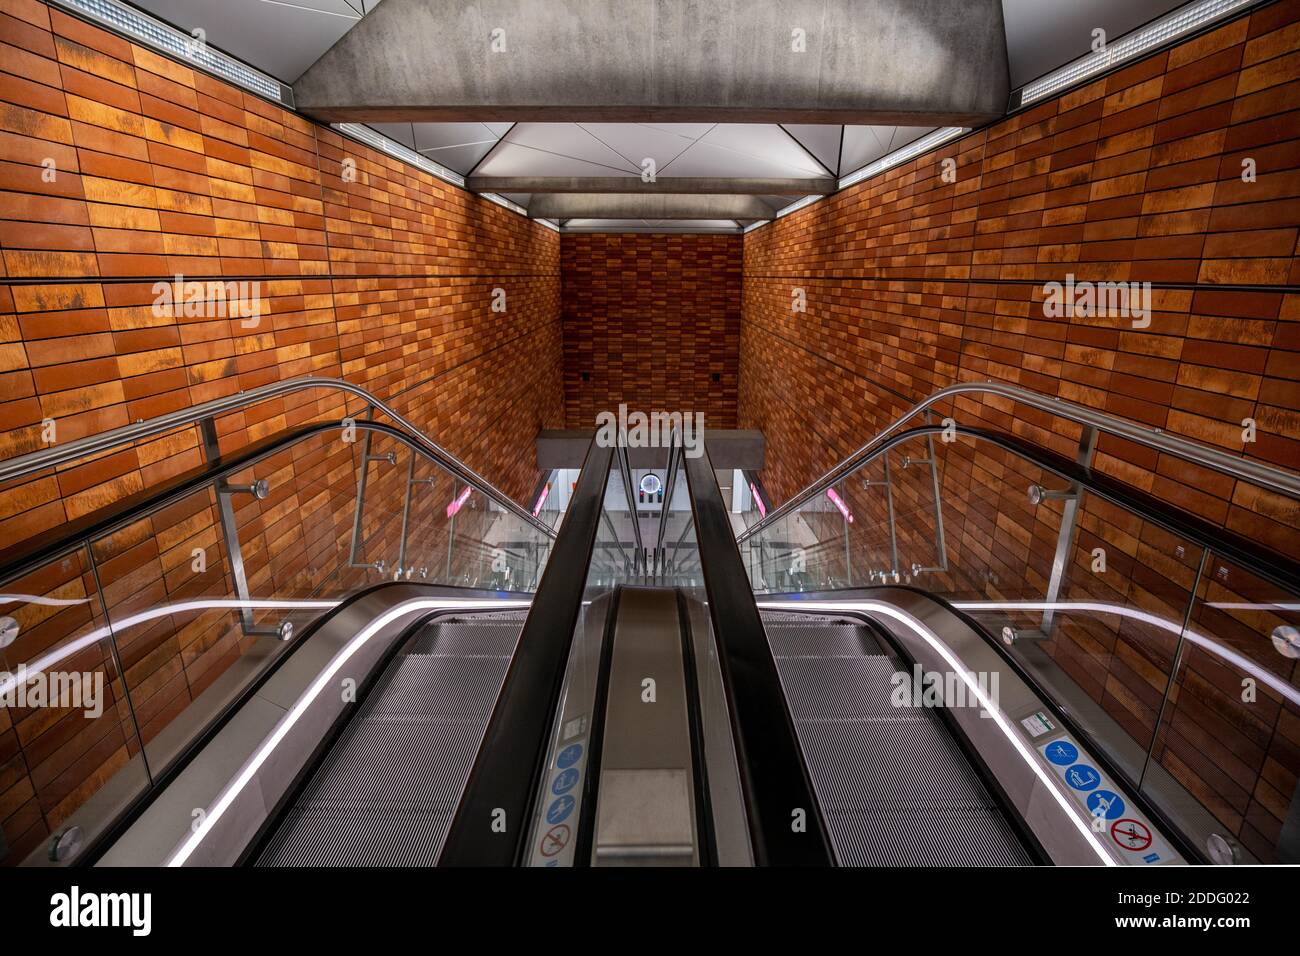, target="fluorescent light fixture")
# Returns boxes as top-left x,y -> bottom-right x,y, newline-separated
1018,0 -> 1257,106
332,123 -> 466,188
447,486 -> 473,518
50,0 -> 292,106
532,483 -> 550,517
837,126 -> 969,190
749,482 -> 766,518
166,595 -> 531,866
774,194 -> 823,219
758,598 -> 1117,865
480,193 -> 528,216
825,487 -> 853,523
